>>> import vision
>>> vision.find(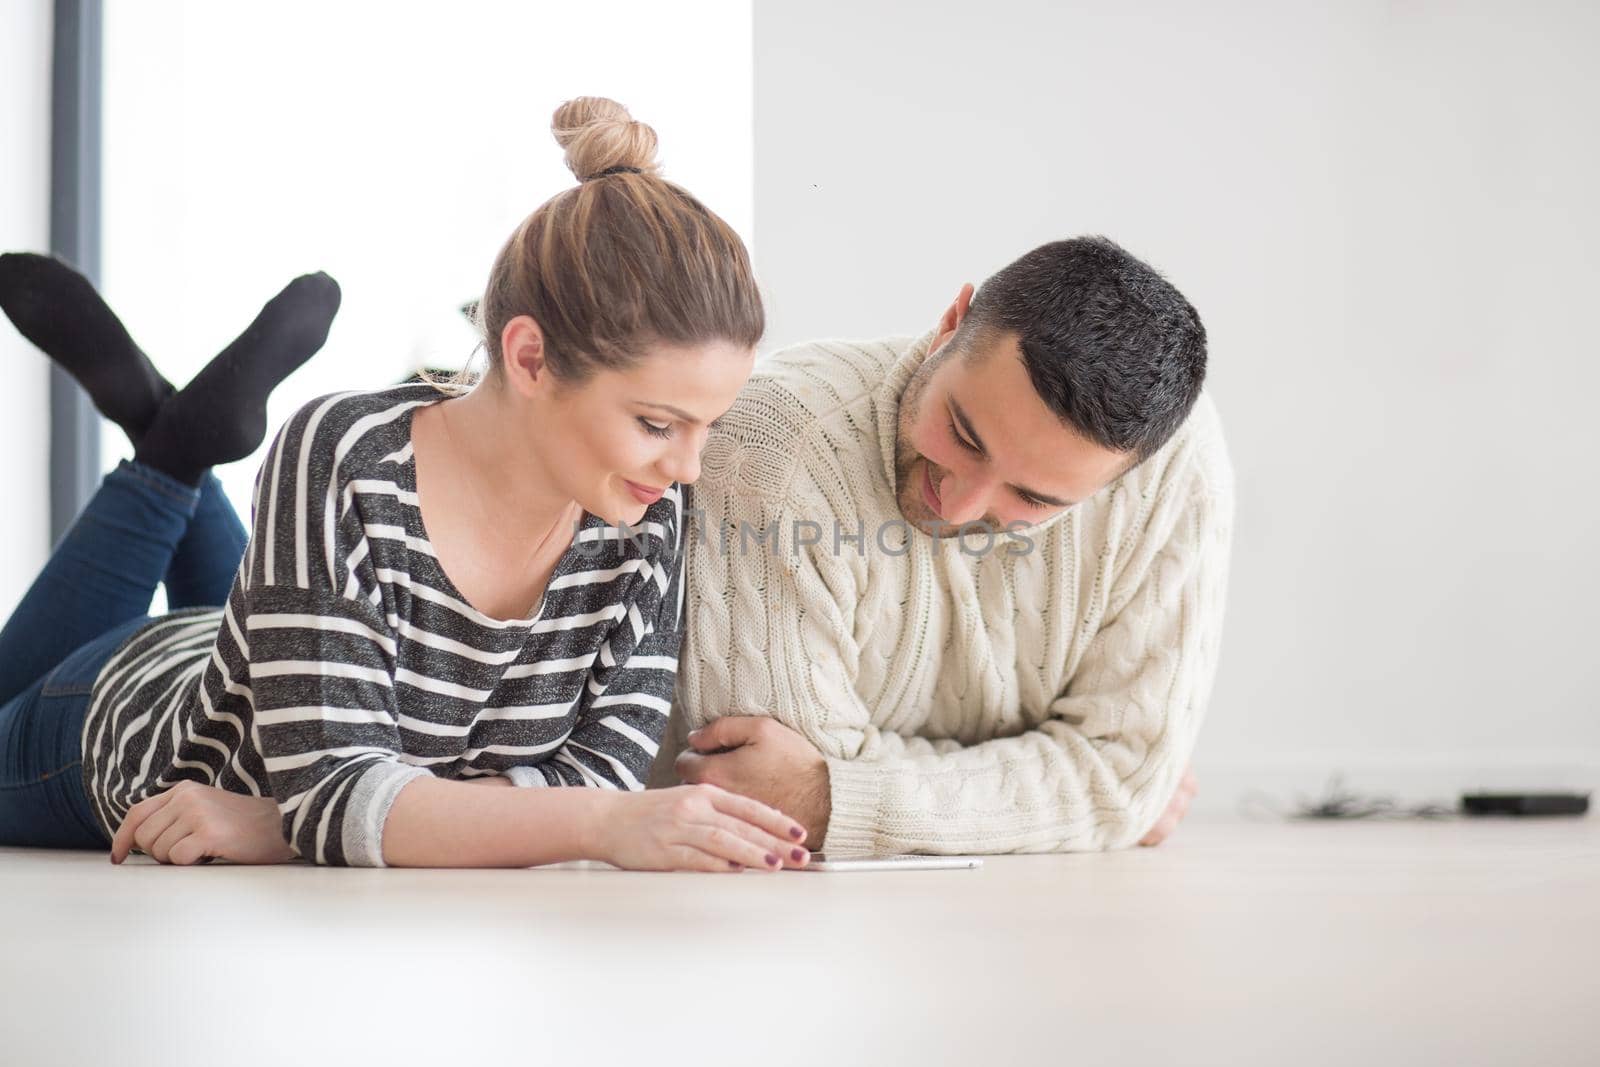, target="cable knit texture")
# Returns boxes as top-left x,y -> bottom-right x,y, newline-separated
655,333 -> 1234,855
